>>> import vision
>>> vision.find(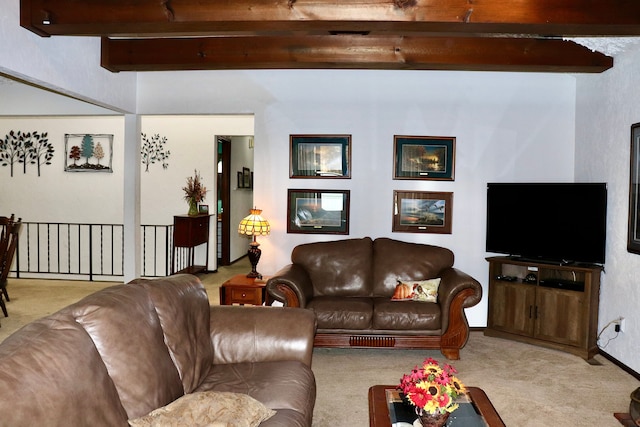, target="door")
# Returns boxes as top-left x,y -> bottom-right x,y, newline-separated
488,281 -> 536,337
534,287 -> 586,347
